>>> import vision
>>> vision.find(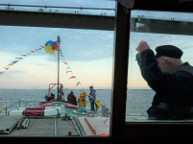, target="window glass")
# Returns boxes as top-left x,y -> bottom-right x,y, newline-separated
0,26 -> 114,136
126,10 -> 193,122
